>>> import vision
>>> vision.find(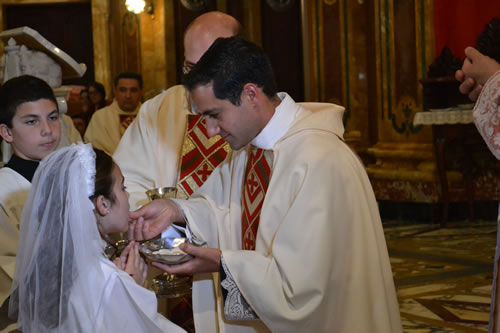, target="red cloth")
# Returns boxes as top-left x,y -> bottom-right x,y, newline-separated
241,148 -> 272,251
434,1 -> 500,58
119,114 -> 136,136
